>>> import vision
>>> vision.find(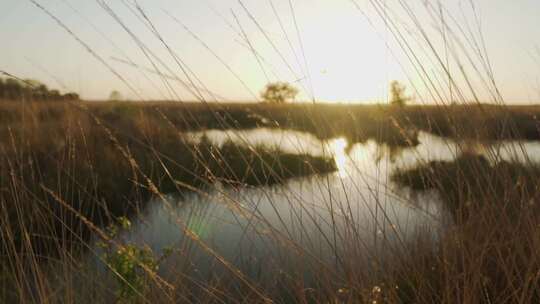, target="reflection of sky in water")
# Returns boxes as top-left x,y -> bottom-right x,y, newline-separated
188,128 -> 328,156
90,129 -> 540,281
